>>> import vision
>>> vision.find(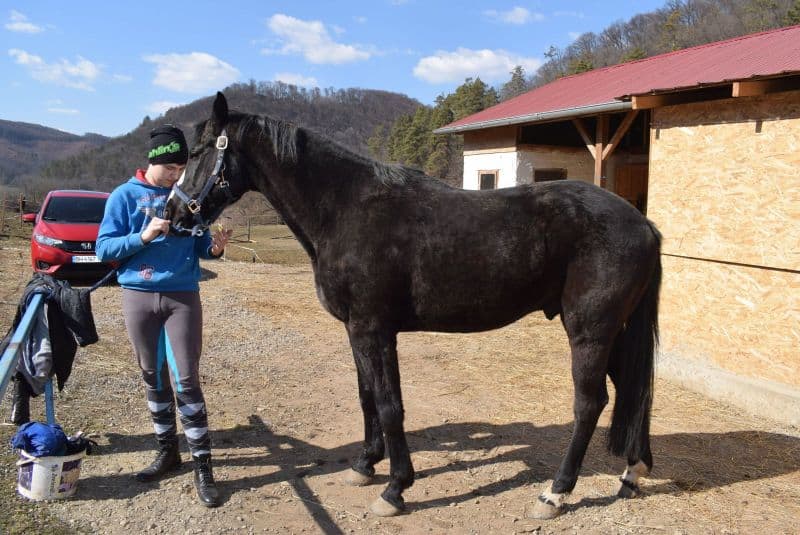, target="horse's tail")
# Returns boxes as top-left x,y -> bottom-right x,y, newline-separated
607,230 -> 661,459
